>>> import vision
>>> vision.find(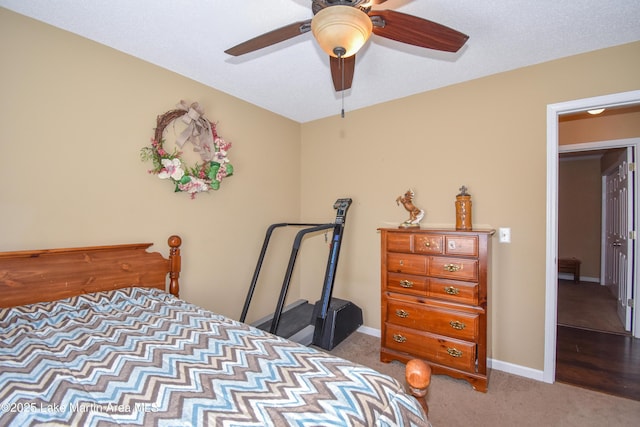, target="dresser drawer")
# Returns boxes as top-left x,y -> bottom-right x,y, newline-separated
387,273 -> 428,296
386,298 -> 478,341
384,325 -> 476,372
386,233 -> 412,252
413,234 -> 444,255
429,278 -> 479,305
428,256 -> 478,281
445,235 -> 478,256
387,253 -> 427,275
